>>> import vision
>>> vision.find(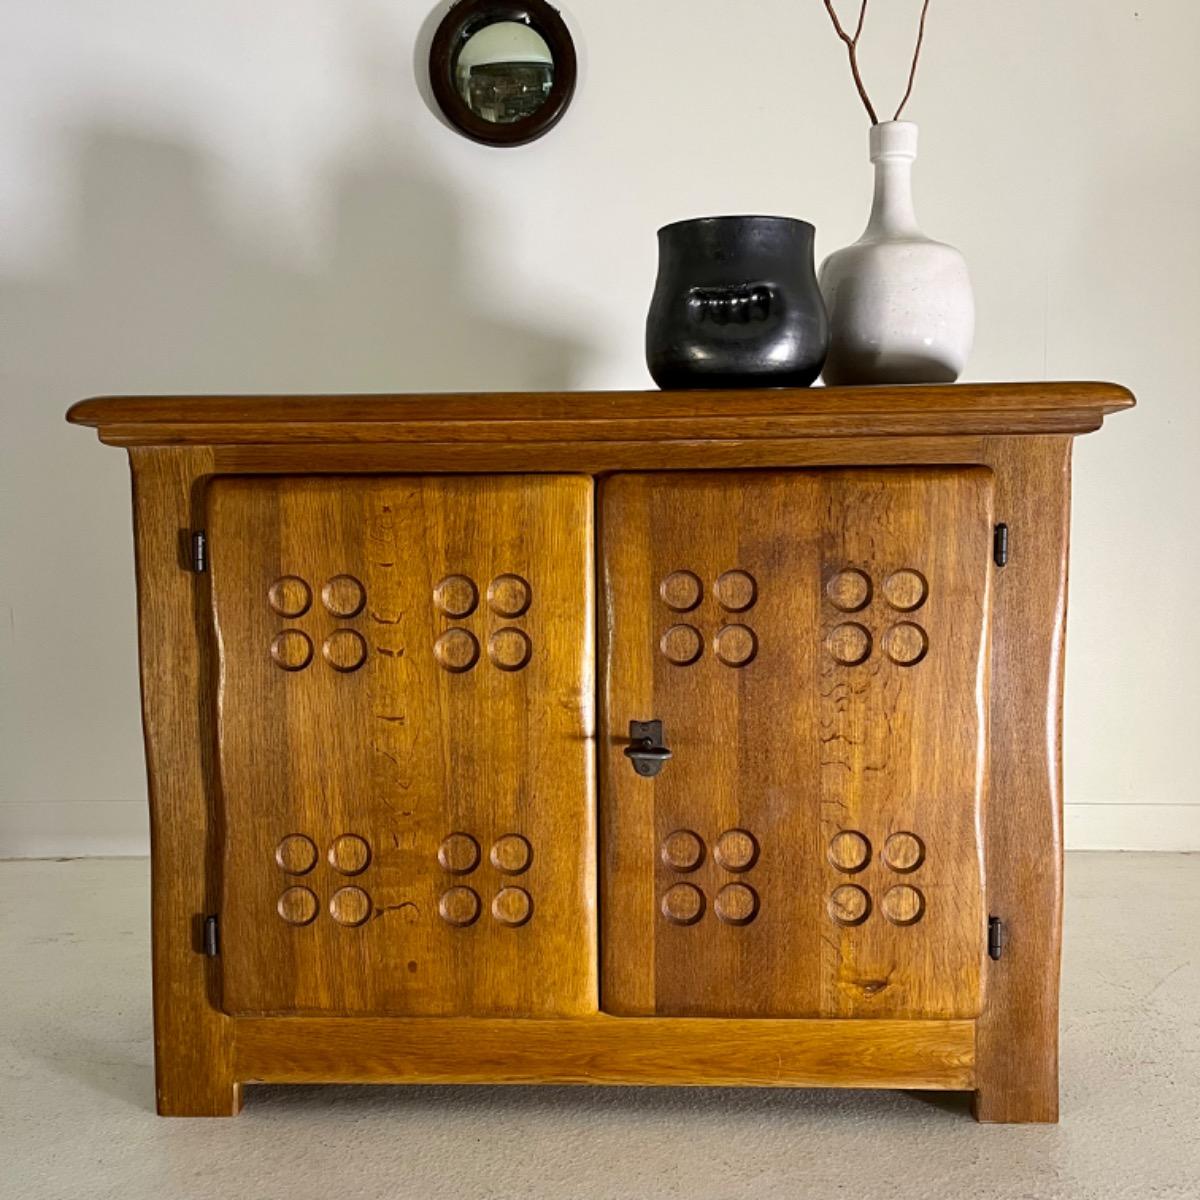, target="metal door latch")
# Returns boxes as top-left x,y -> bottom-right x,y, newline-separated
623,720 -> 672,778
